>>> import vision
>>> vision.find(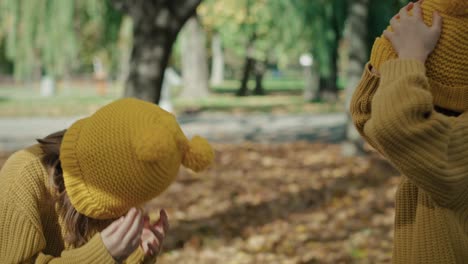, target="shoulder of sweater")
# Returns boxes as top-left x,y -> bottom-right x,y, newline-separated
0,144 -> 51,208
2,144 -> 46,176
